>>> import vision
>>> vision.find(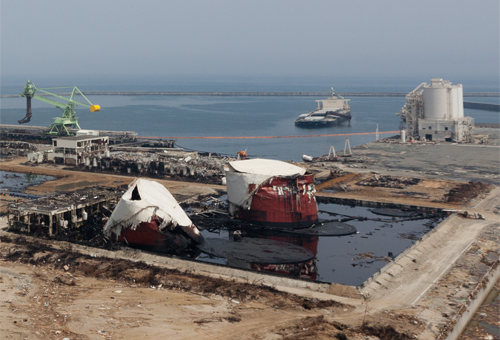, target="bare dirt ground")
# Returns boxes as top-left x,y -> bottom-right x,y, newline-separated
315,173 -> 467,209
0,230 -> 424,340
